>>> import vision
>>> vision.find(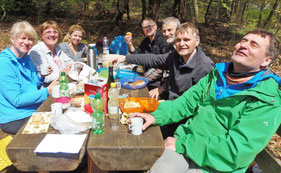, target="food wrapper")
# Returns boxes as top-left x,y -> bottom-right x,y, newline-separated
120,112 -> 133,125
22,112 -> 53,134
